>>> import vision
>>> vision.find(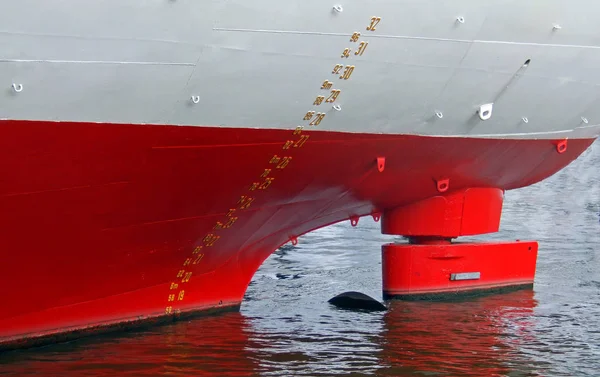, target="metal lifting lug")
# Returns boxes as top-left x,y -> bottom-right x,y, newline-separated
377,157 -> 385,172
436,178 -> 450,193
